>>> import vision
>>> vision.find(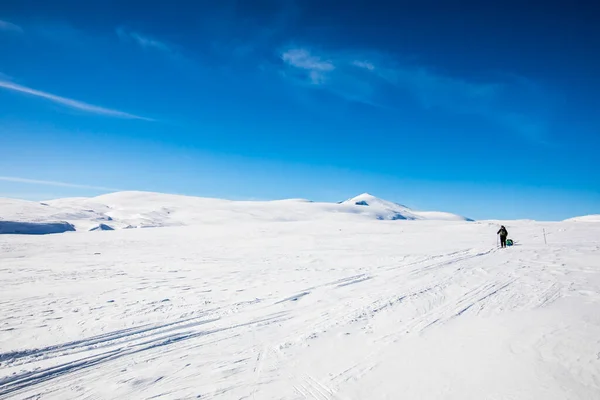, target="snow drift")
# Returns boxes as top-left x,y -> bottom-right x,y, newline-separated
0,220 -> 75,235
89,223 -> 115,231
